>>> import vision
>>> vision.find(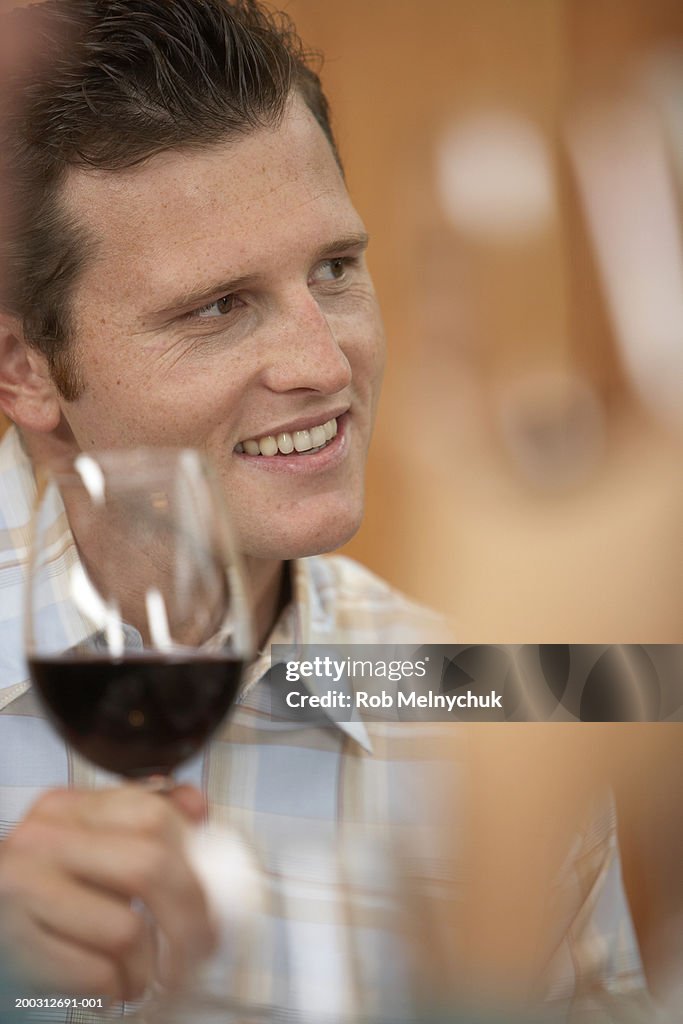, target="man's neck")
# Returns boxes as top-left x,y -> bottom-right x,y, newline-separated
244,557 -> 289,652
